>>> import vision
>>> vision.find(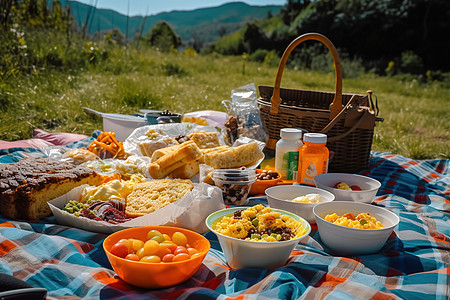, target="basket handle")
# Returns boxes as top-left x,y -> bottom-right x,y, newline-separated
270,33 -> 343,120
